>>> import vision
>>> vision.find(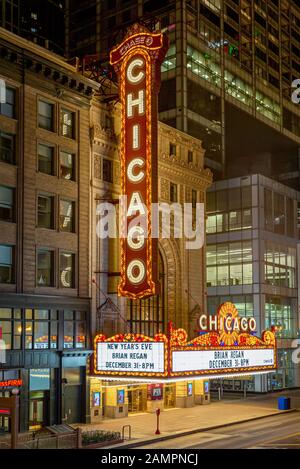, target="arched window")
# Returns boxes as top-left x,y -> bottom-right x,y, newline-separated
127,251 -> 165,336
